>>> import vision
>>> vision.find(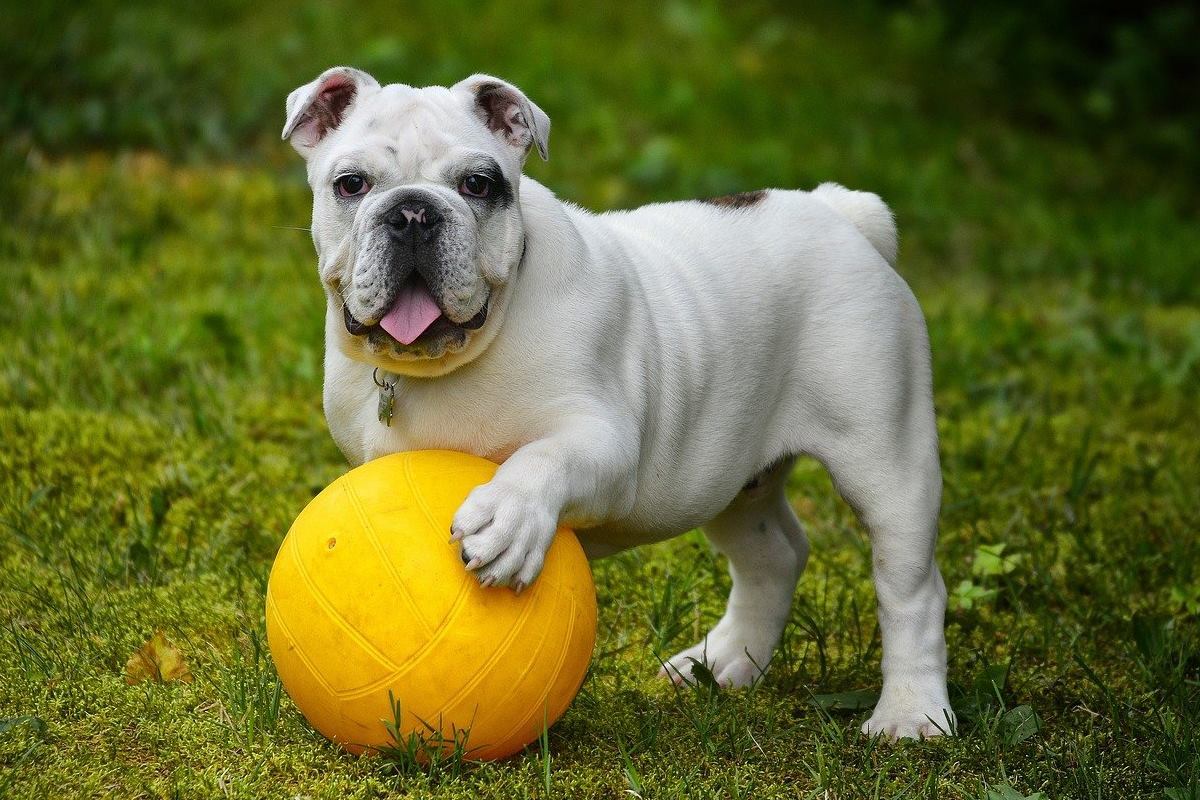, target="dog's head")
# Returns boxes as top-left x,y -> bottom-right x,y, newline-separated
283,68 -> 548,376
